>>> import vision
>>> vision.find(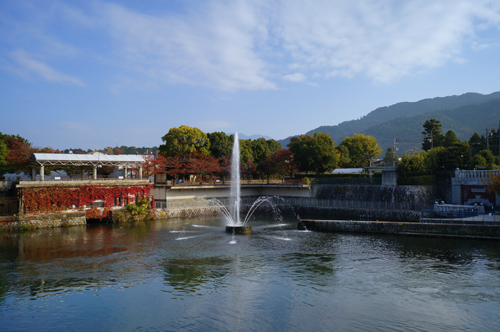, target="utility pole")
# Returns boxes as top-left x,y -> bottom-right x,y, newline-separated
486,128 -> 490,150
392,137 -> 398,167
